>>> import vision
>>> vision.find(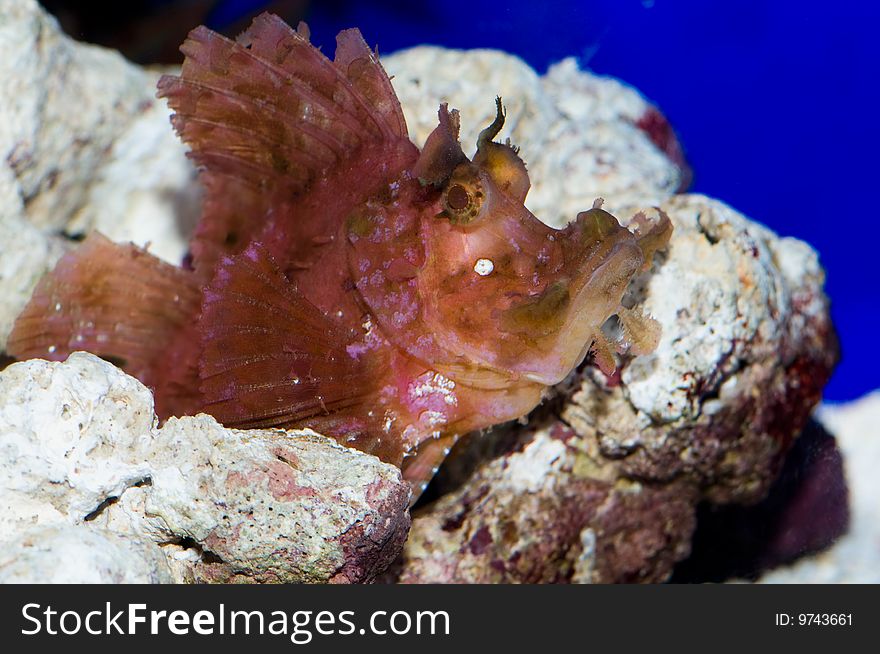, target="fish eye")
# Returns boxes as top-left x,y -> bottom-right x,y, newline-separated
440,165 -> 484,224
446,184 -> 470,211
